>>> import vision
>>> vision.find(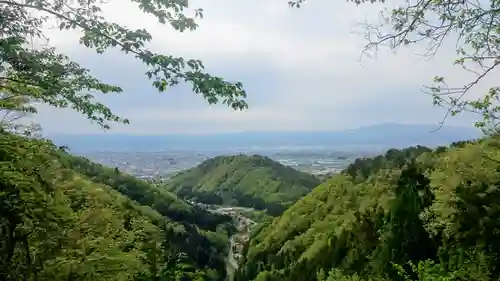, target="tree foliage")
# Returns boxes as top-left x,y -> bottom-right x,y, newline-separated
162,154 -> 321,216
1,0 -> 247,129
0,1 -> 251,279
236,138 -> 500,281
0,130 -> 234,281
61,153 -> 234,231
343,145 -> 433,182
290,0 -> 500,134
